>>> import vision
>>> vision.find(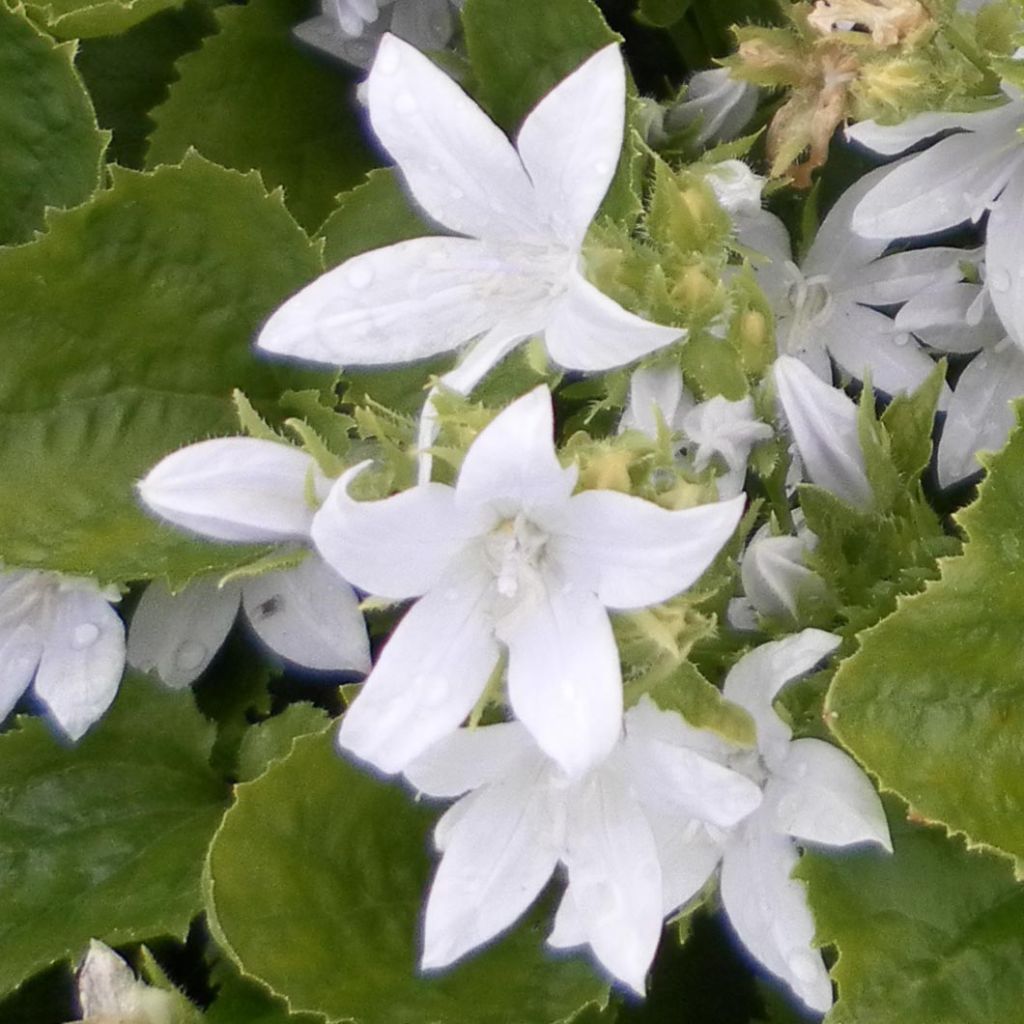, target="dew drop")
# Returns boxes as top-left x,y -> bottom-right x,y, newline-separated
990,267 -> 1012,293
892,331 -> 910,348
394,91 -> 417,114
71,623 -> 100,649
347,264 -> 375,289
174,640 -> 208,673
